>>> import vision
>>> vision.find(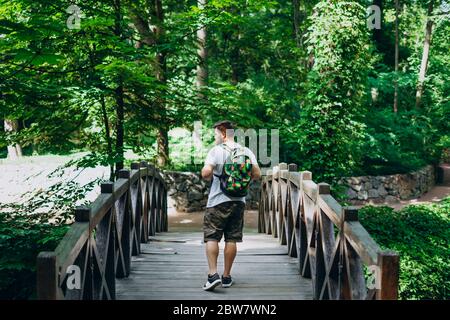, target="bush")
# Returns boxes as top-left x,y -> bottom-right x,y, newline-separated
0,164 -> 100,299
359,198 -> 450,299
357,109 -> 442,176
0,215 -> 68,299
